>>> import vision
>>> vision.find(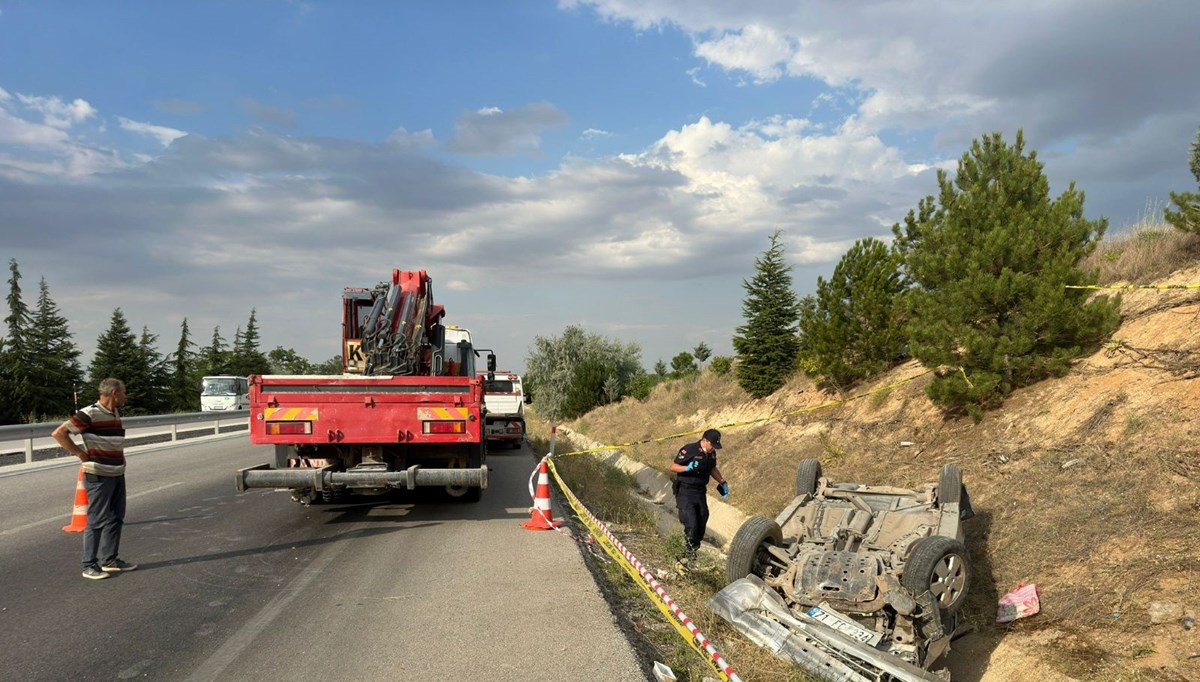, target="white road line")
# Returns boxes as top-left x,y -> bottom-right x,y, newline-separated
0,482 -> 184,536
